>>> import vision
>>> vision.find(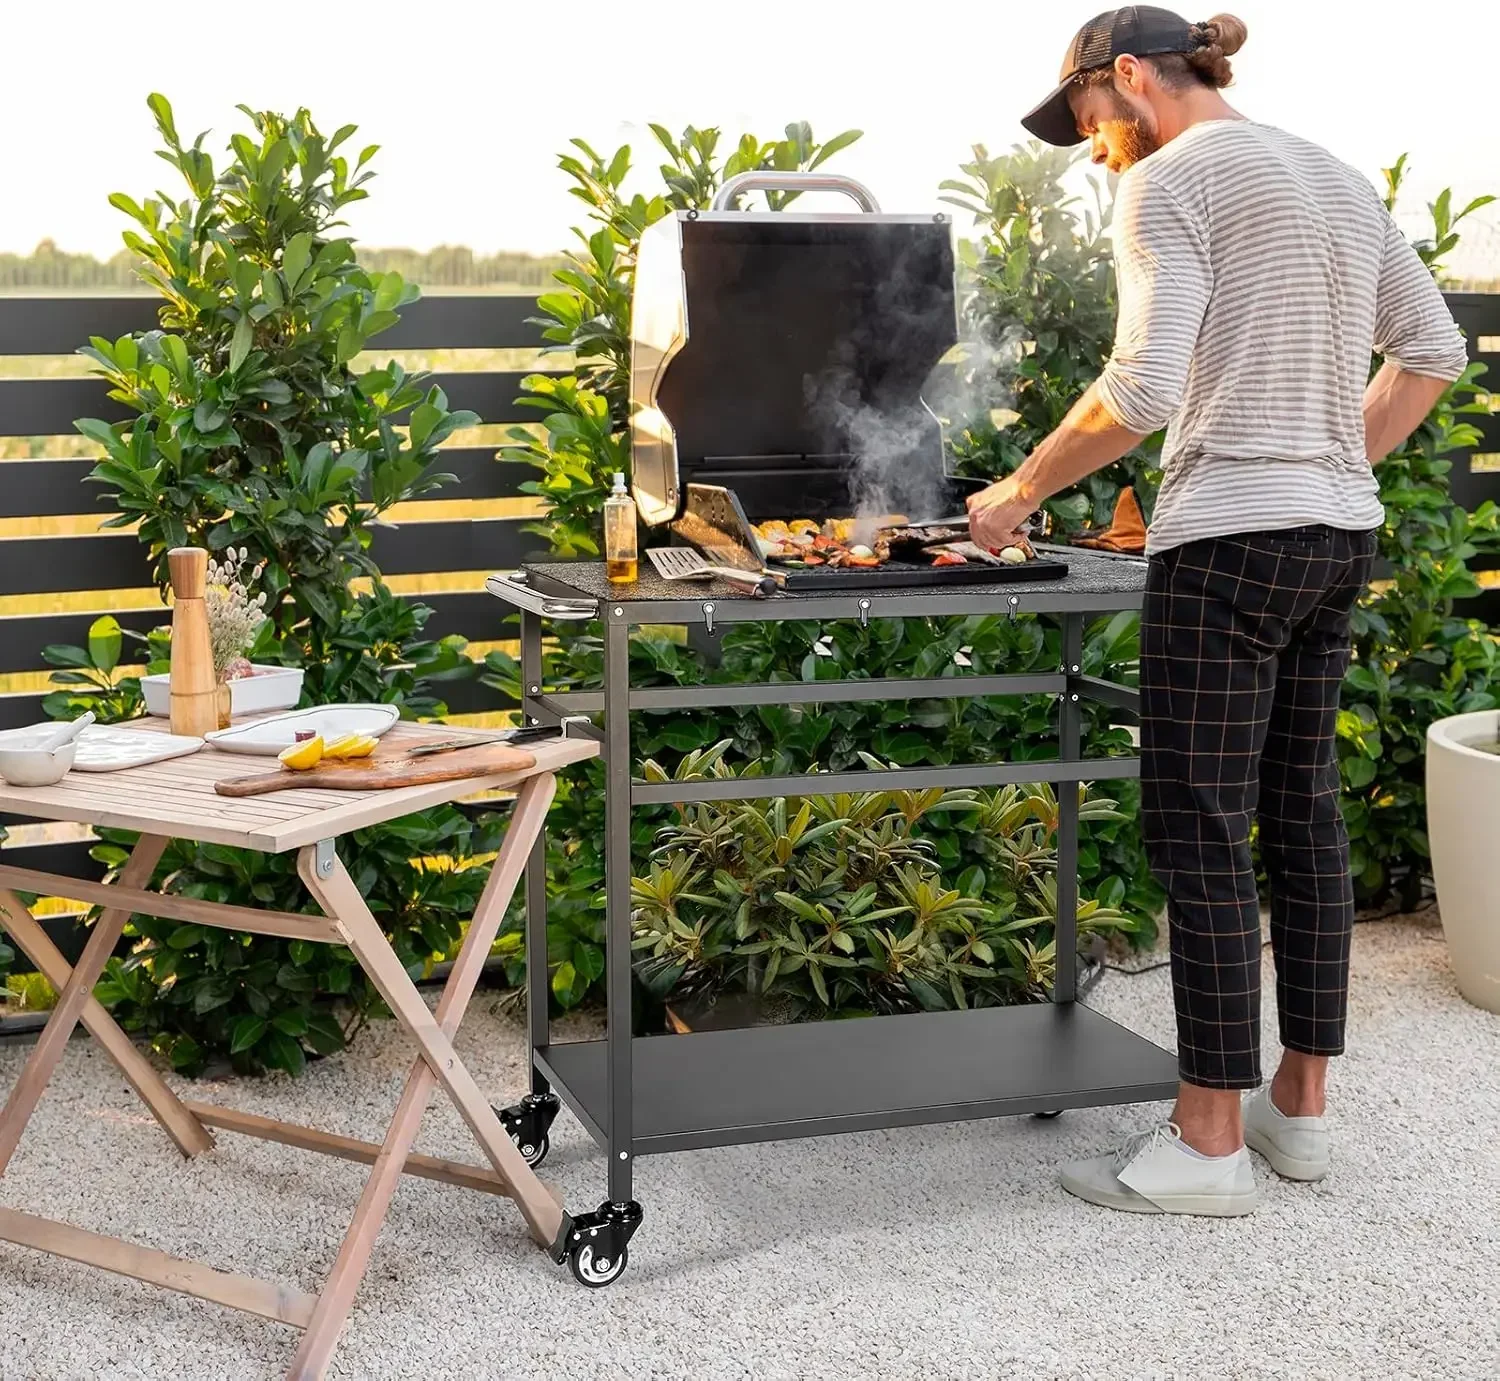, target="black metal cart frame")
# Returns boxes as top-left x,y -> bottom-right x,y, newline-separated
488,551 -> 1179,1283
